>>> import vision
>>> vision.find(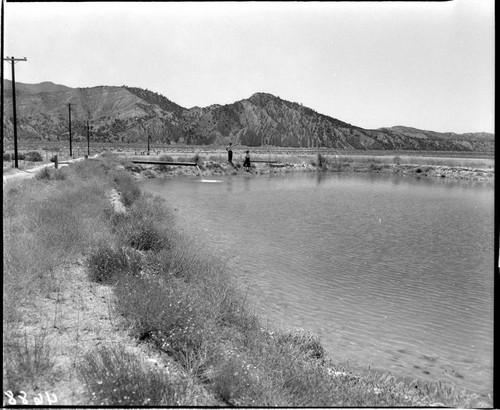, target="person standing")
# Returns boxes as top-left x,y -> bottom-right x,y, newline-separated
226,142 -> 234,165
243,150 -> 251,172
